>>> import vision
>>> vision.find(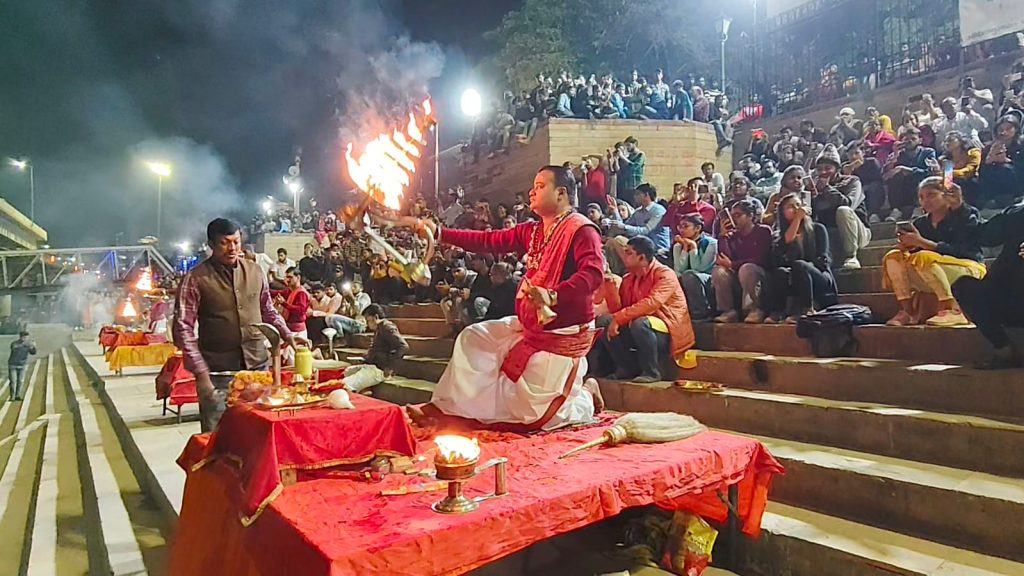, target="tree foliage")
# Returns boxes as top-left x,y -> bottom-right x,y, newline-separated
488,0 -> 748,92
